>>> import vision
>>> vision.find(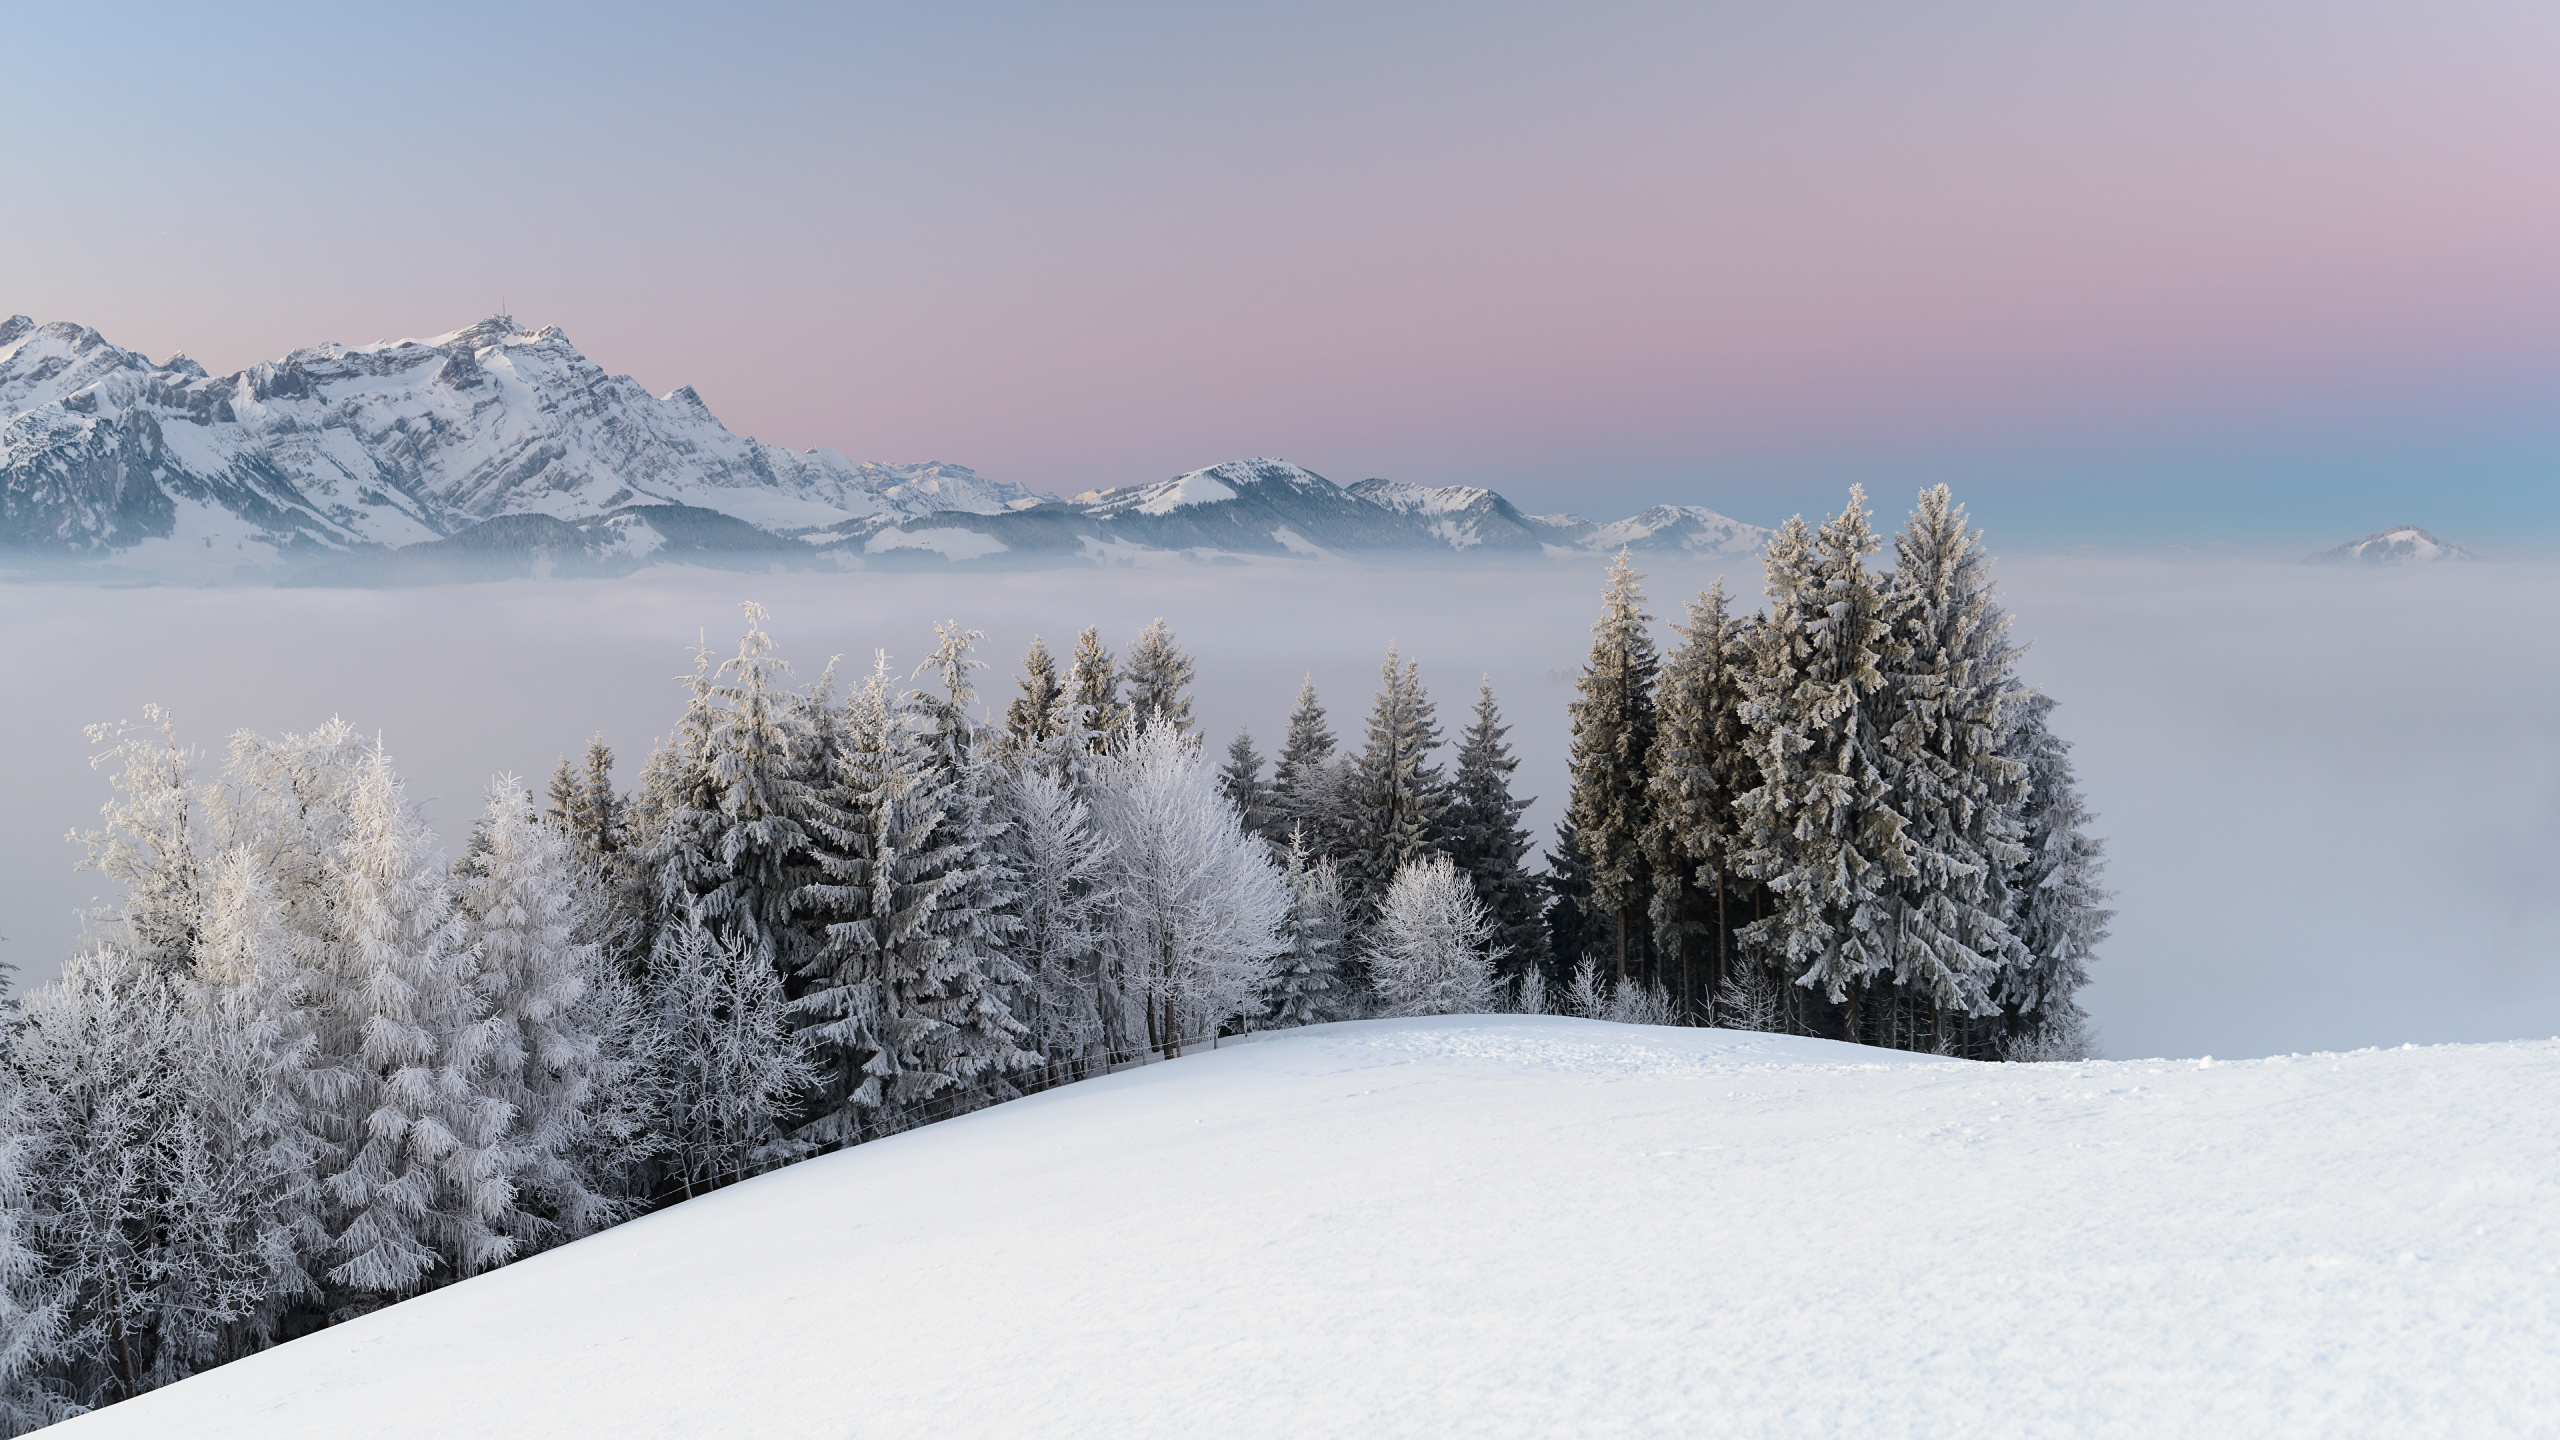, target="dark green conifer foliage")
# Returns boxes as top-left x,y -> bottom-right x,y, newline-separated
1442,678 -> 1547,979
1565,551 -> 1660,984
1002,636 -> 1066,750
1218,730 -> 1275,838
